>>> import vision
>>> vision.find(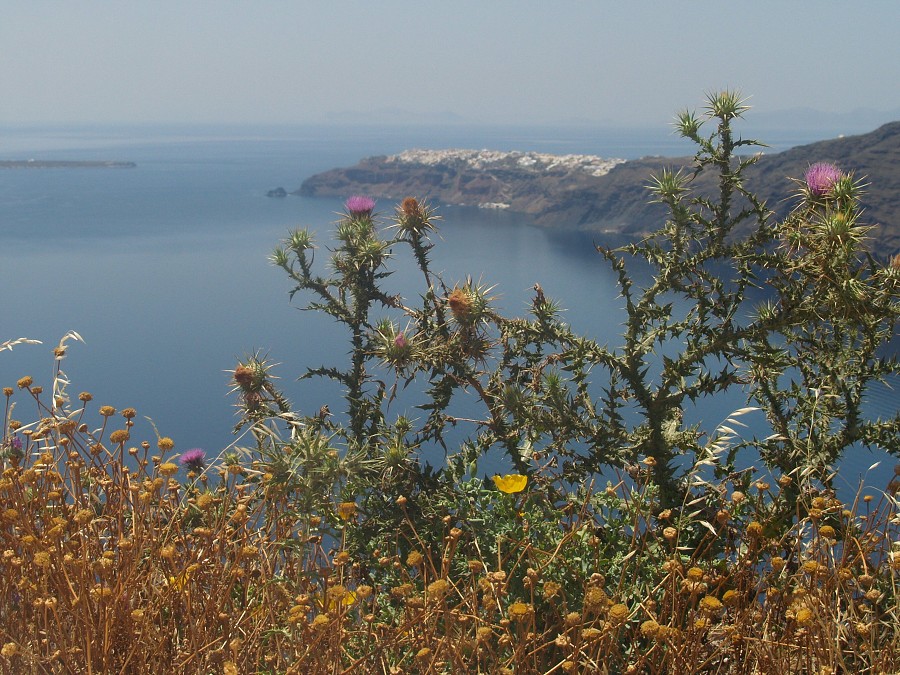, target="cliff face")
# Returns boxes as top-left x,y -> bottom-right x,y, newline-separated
298,123 -> 900,253
298,149 -> 626,217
